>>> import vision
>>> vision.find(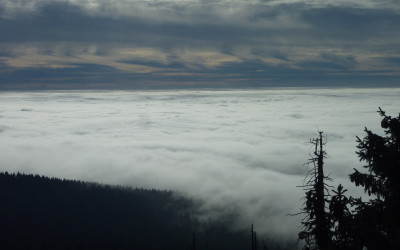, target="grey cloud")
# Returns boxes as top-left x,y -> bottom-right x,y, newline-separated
0,58 -> 398,91
319,52 -> 356,69
384,57 -> 400,66
1,1 -> 398,47
298,61 -> 350,71
300,7 -> 400,42
0,0 -> 399,88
